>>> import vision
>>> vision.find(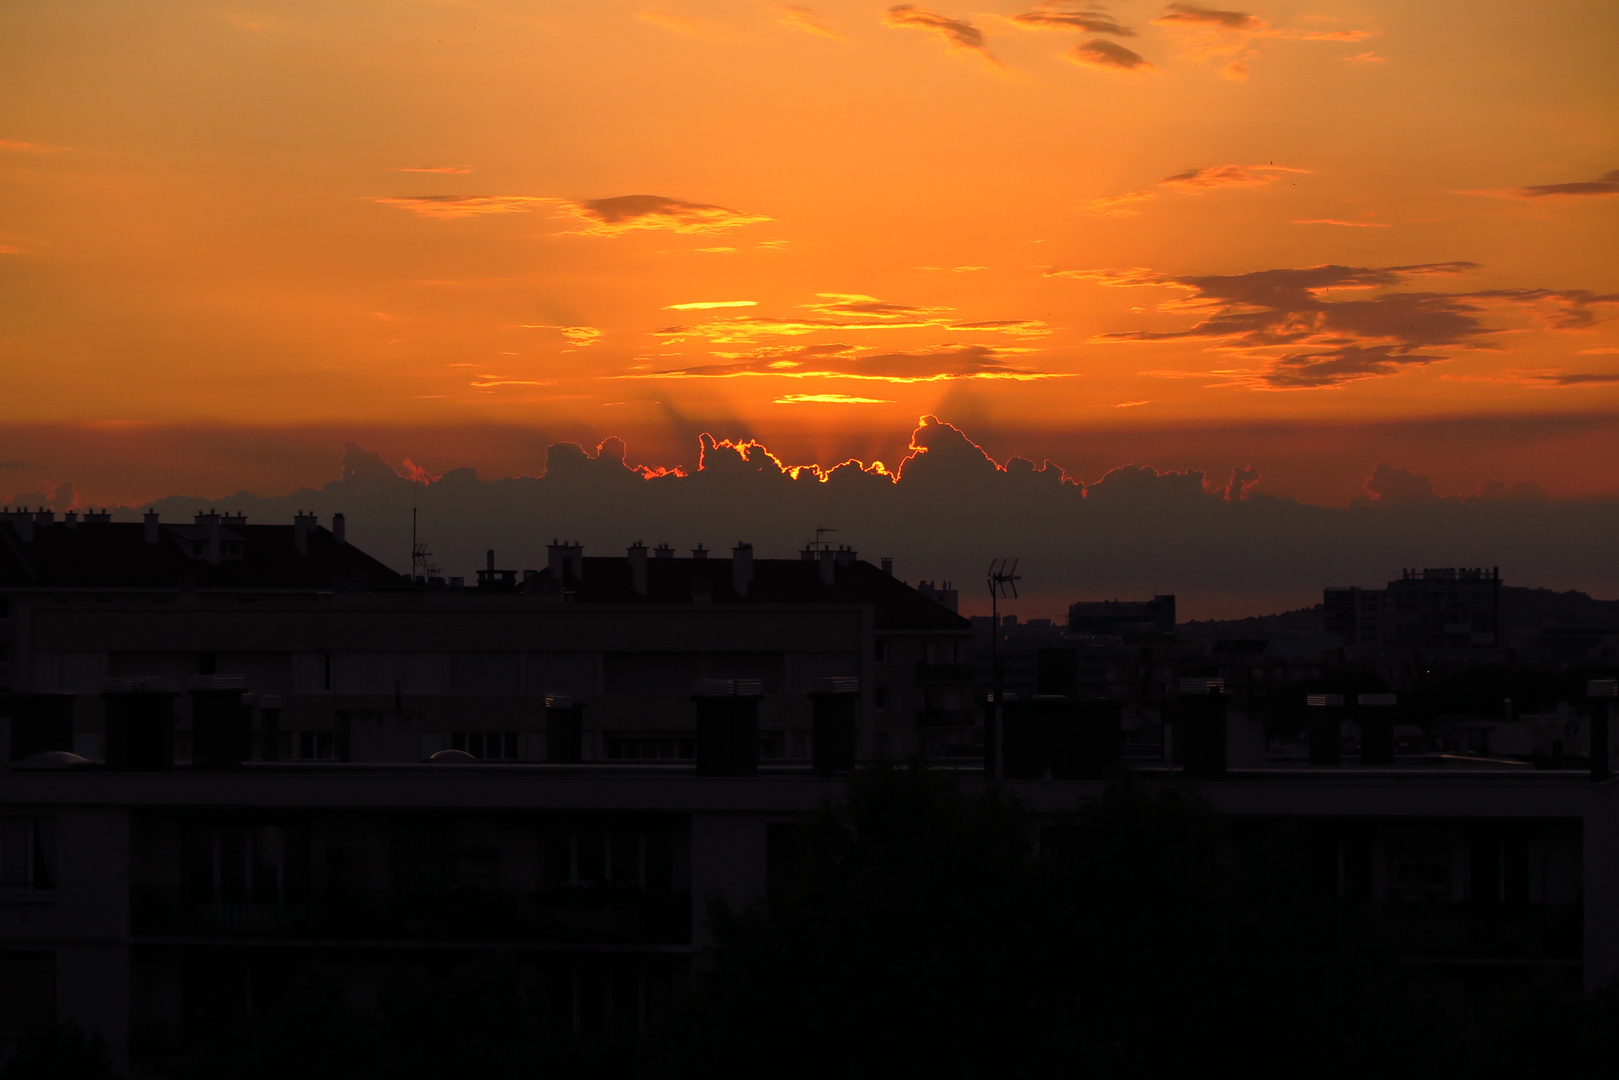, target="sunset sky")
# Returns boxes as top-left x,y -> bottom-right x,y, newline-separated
2,0 -> 1617,508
